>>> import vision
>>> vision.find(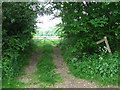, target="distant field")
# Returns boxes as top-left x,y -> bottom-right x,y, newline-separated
33,36 -> 60,40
